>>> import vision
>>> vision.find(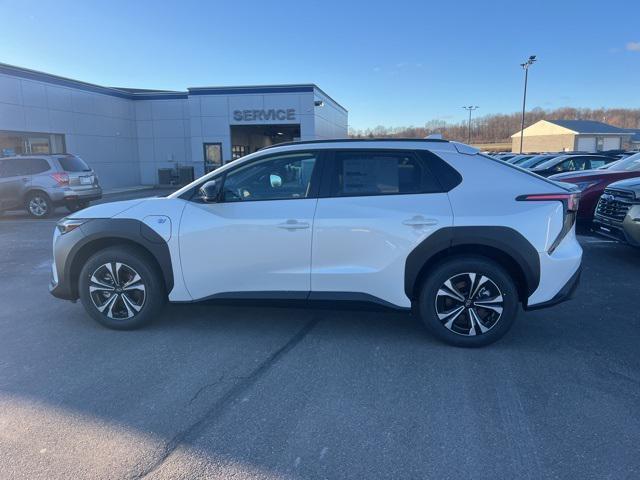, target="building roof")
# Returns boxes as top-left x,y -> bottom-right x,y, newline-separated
0,62 -> 347,111
512,119 -> 634,138
546,119 -> 629,134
